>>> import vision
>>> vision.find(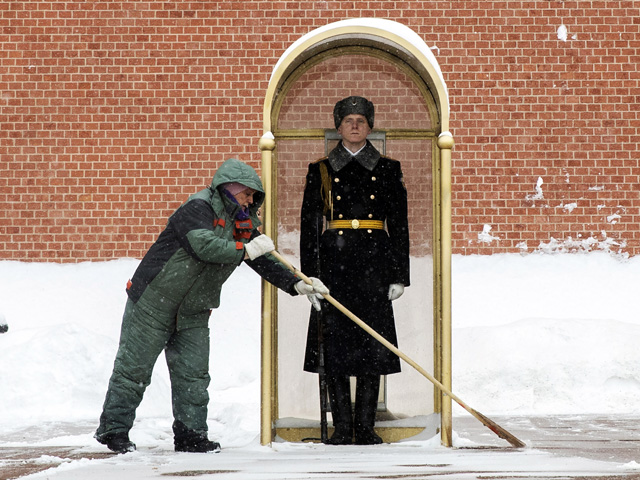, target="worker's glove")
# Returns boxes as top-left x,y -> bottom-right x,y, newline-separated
295,277 -> 329,312
388,283 -> 405,301
244,234 -> 275,260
